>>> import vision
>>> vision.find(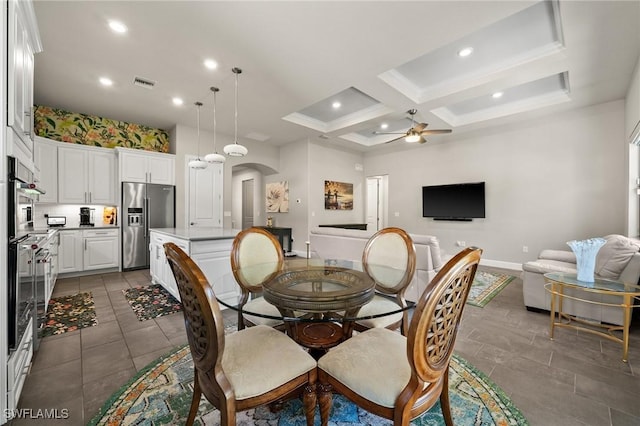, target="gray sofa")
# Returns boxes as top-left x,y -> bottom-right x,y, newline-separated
522,234 -> 640,325
308,227 -> 444,302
